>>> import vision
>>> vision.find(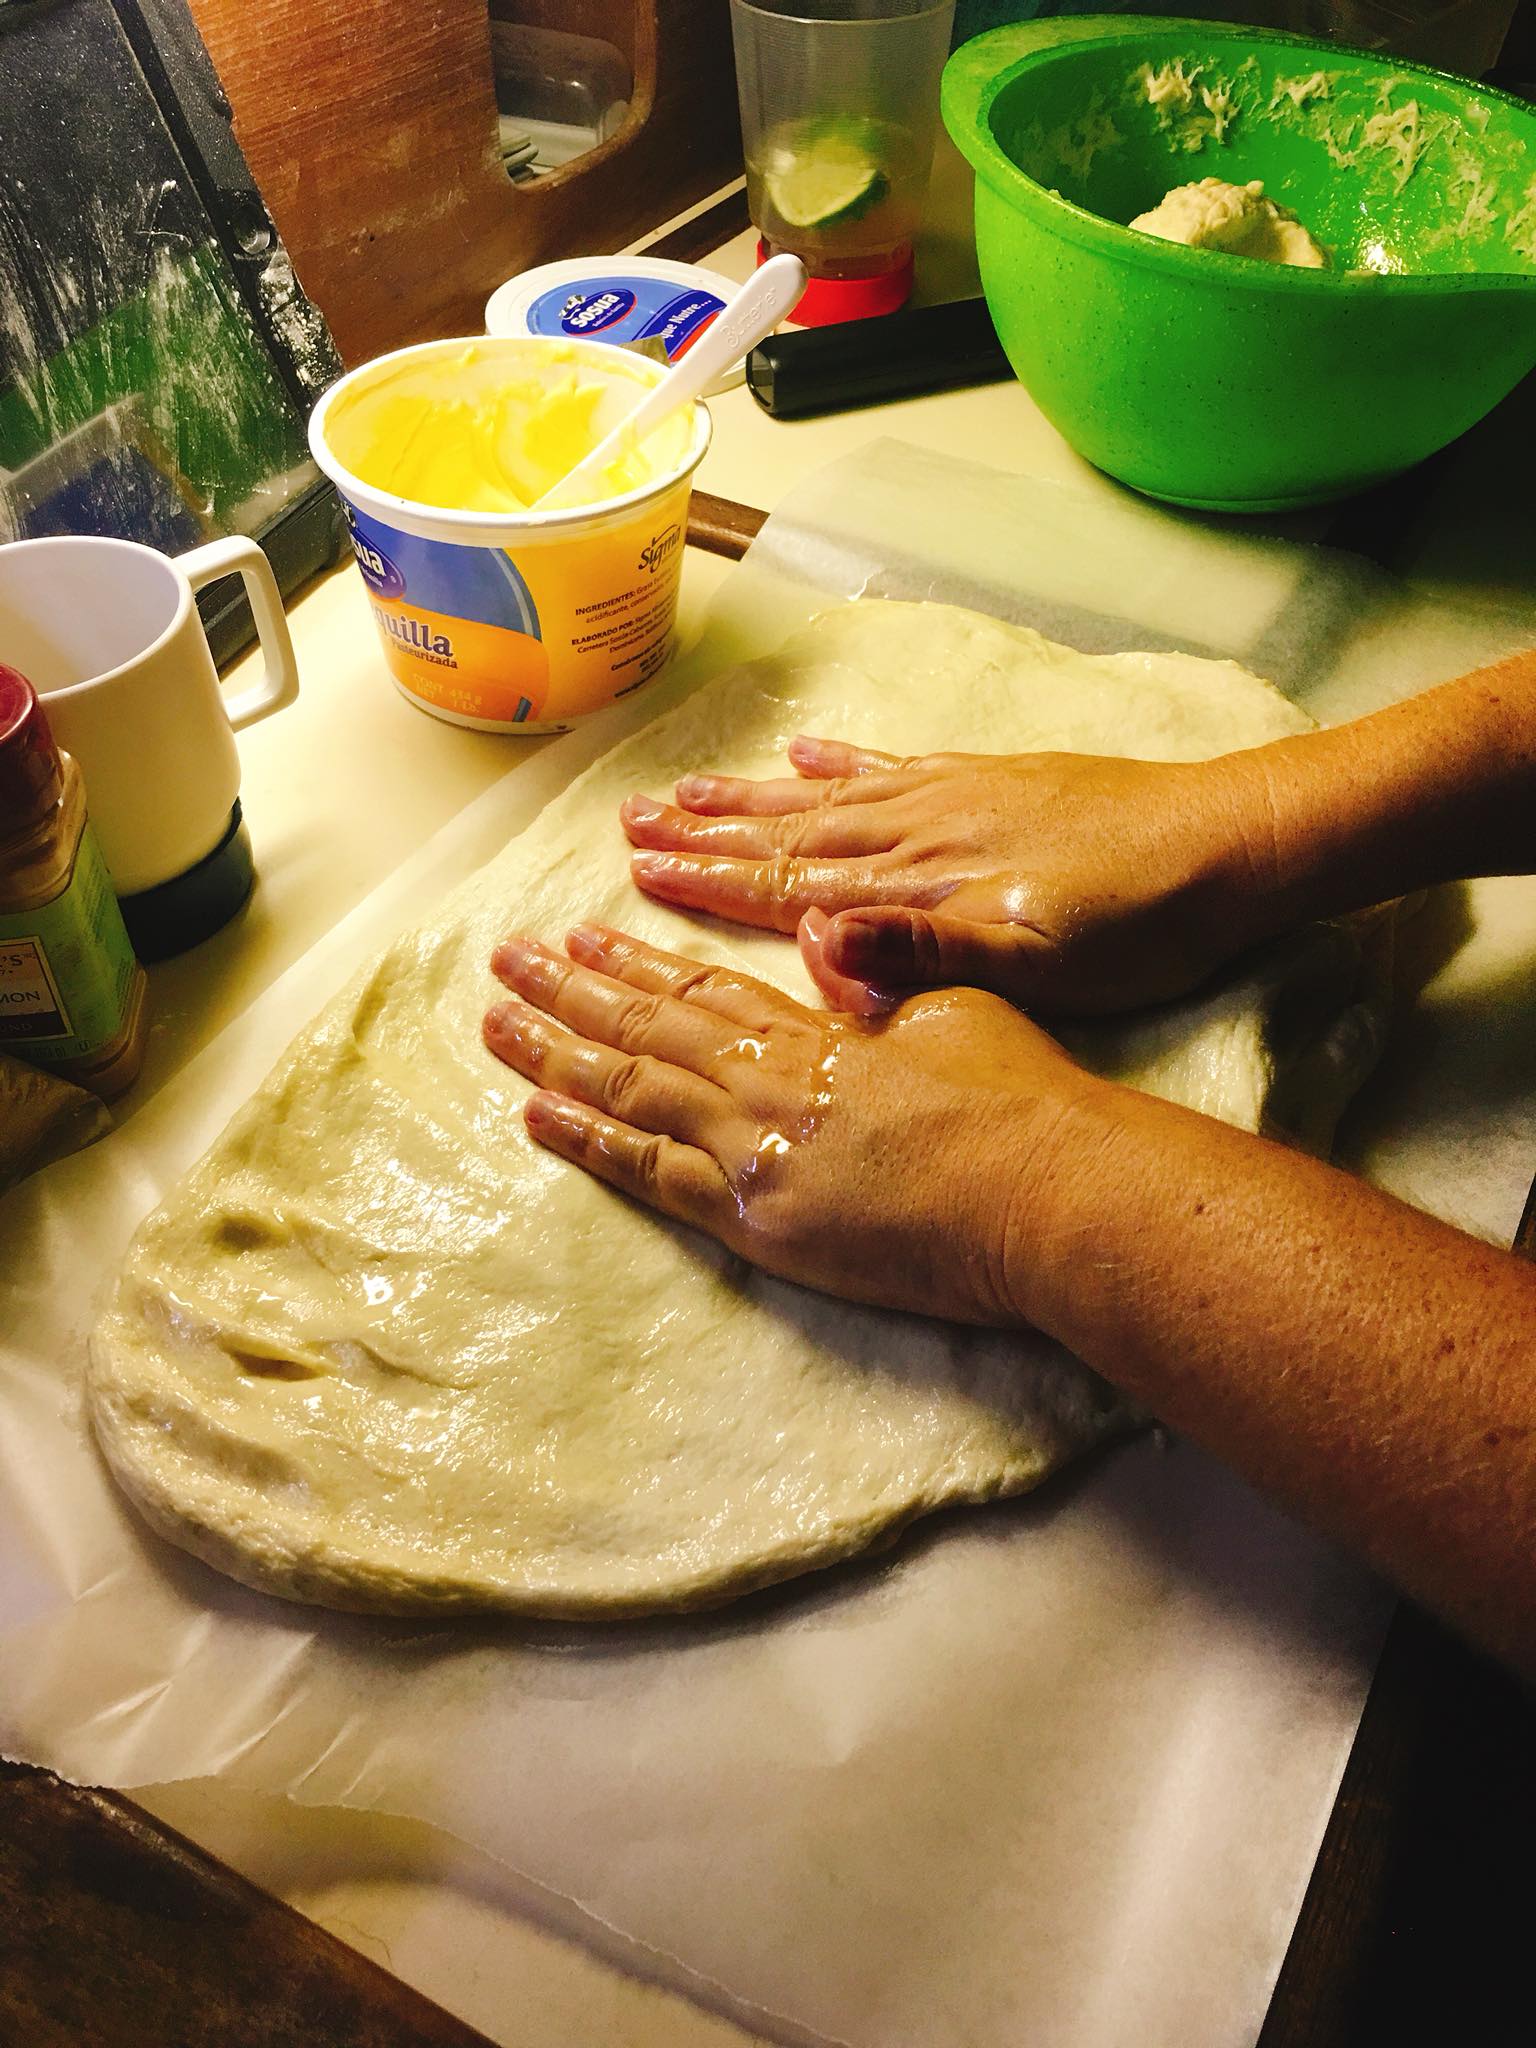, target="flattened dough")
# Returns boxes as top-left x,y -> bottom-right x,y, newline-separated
88,603 -> 1387,1615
